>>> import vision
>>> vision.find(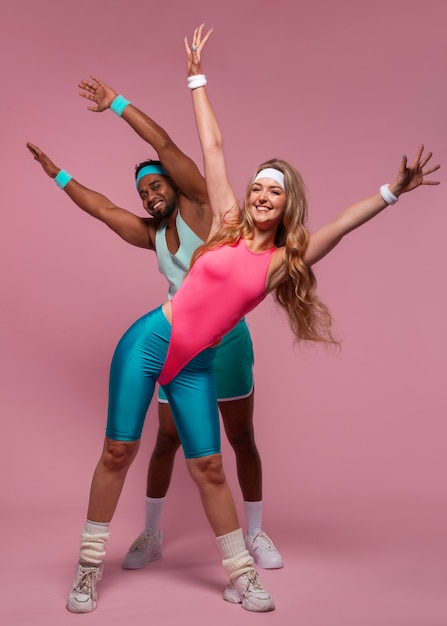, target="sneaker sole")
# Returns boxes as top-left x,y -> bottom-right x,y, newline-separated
223,588 -> 275,612
121,551 -> 162,570
66,600 -> 97,613
252,556 -> 284,569
242,599 -> 276,612
223,589 -> 242,604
